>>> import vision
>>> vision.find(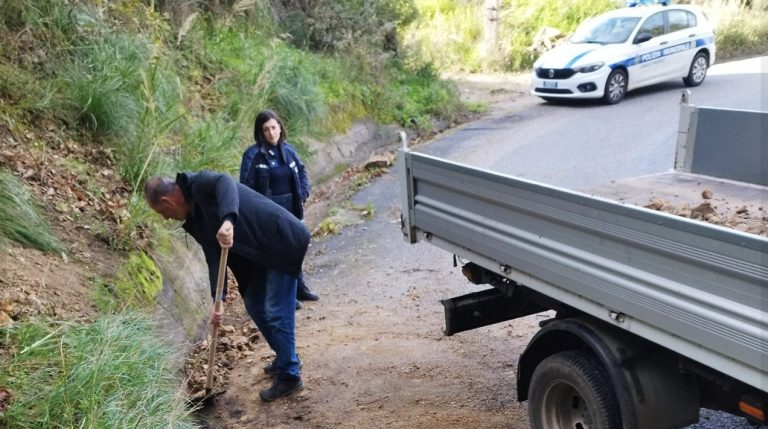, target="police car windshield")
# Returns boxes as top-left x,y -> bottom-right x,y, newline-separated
570,16 -> 640,44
